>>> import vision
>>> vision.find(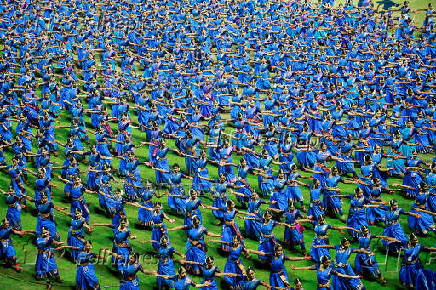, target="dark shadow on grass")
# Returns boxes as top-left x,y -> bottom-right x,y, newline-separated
93,206 -> 111,217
